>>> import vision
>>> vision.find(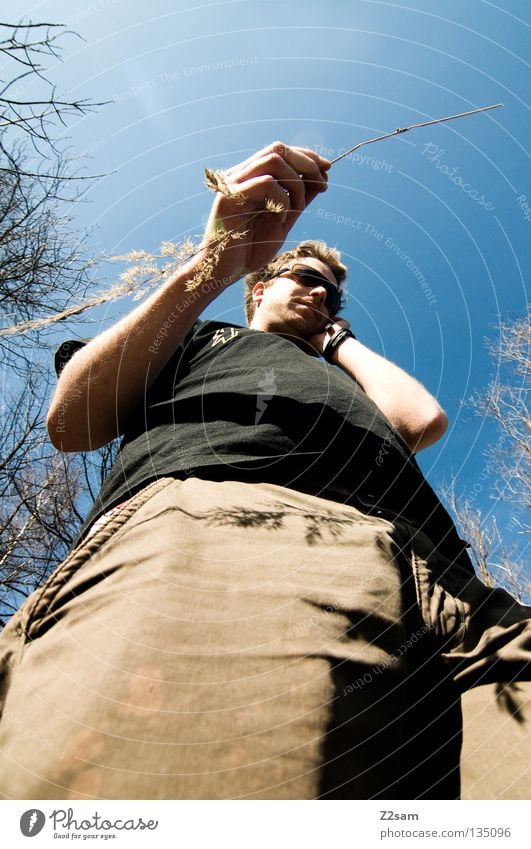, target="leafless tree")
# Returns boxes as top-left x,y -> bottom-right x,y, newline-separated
0,147 -> 97,353
442,481 -> 529,603
0,372 -> 116,626
443,308 -> 530,602
0,21 -> 95,160
0,20 -> 113,626
473,311 -> 530,528
0,21 -> 102,349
